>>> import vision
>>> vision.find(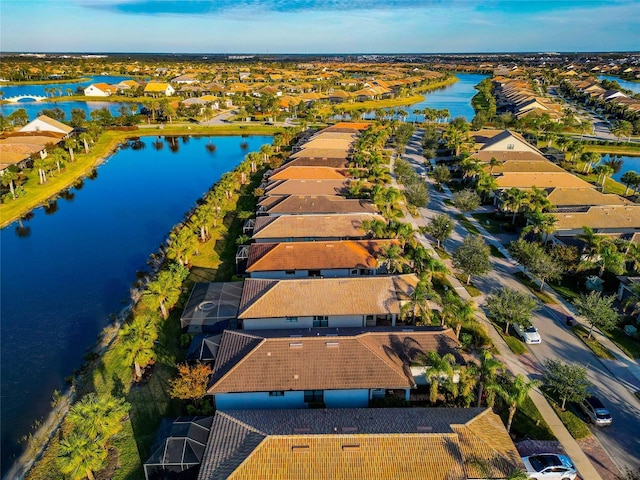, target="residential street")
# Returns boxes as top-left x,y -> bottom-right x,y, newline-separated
399,130 -> 640,477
